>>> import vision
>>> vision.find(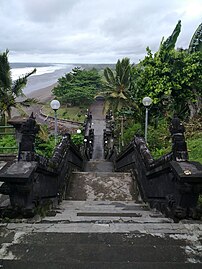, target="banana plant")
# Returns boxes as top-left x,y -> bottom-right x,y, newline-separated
188,23 -> 202,53
157,20 -> 181,60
